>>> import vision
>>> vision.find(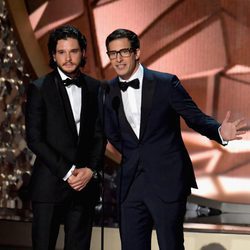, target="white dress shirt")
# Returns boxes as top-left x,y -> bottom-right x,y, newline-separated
120,64 -> 144,138
57,68 -> 82,134
57,68 -> 82,180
